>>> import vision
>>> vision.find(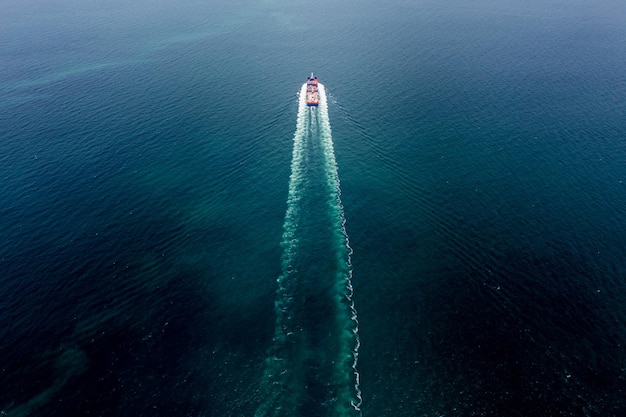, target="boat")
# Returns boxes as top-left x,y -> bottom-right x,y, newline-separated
306,73 -> 319,106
